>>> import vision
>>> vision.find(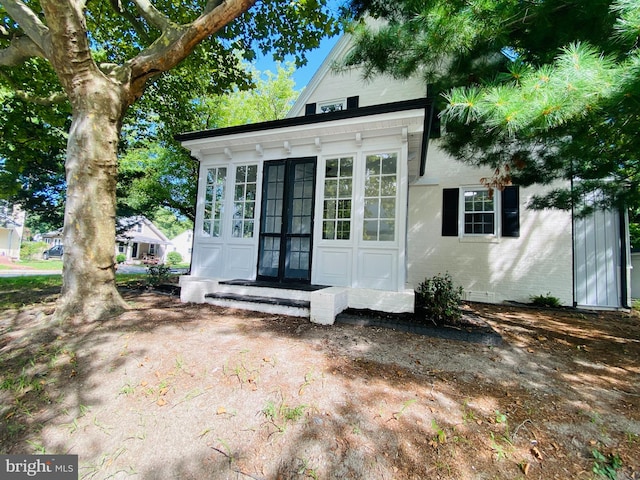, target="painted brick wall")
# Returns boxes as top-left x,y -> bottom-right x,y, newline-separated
407,143 -> 575,306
